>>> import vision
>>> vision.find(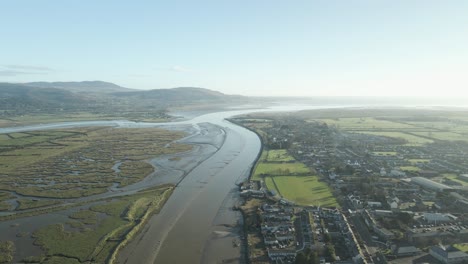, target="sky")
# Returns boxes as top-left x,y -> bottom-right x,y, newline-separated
1,0 -> 468,97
